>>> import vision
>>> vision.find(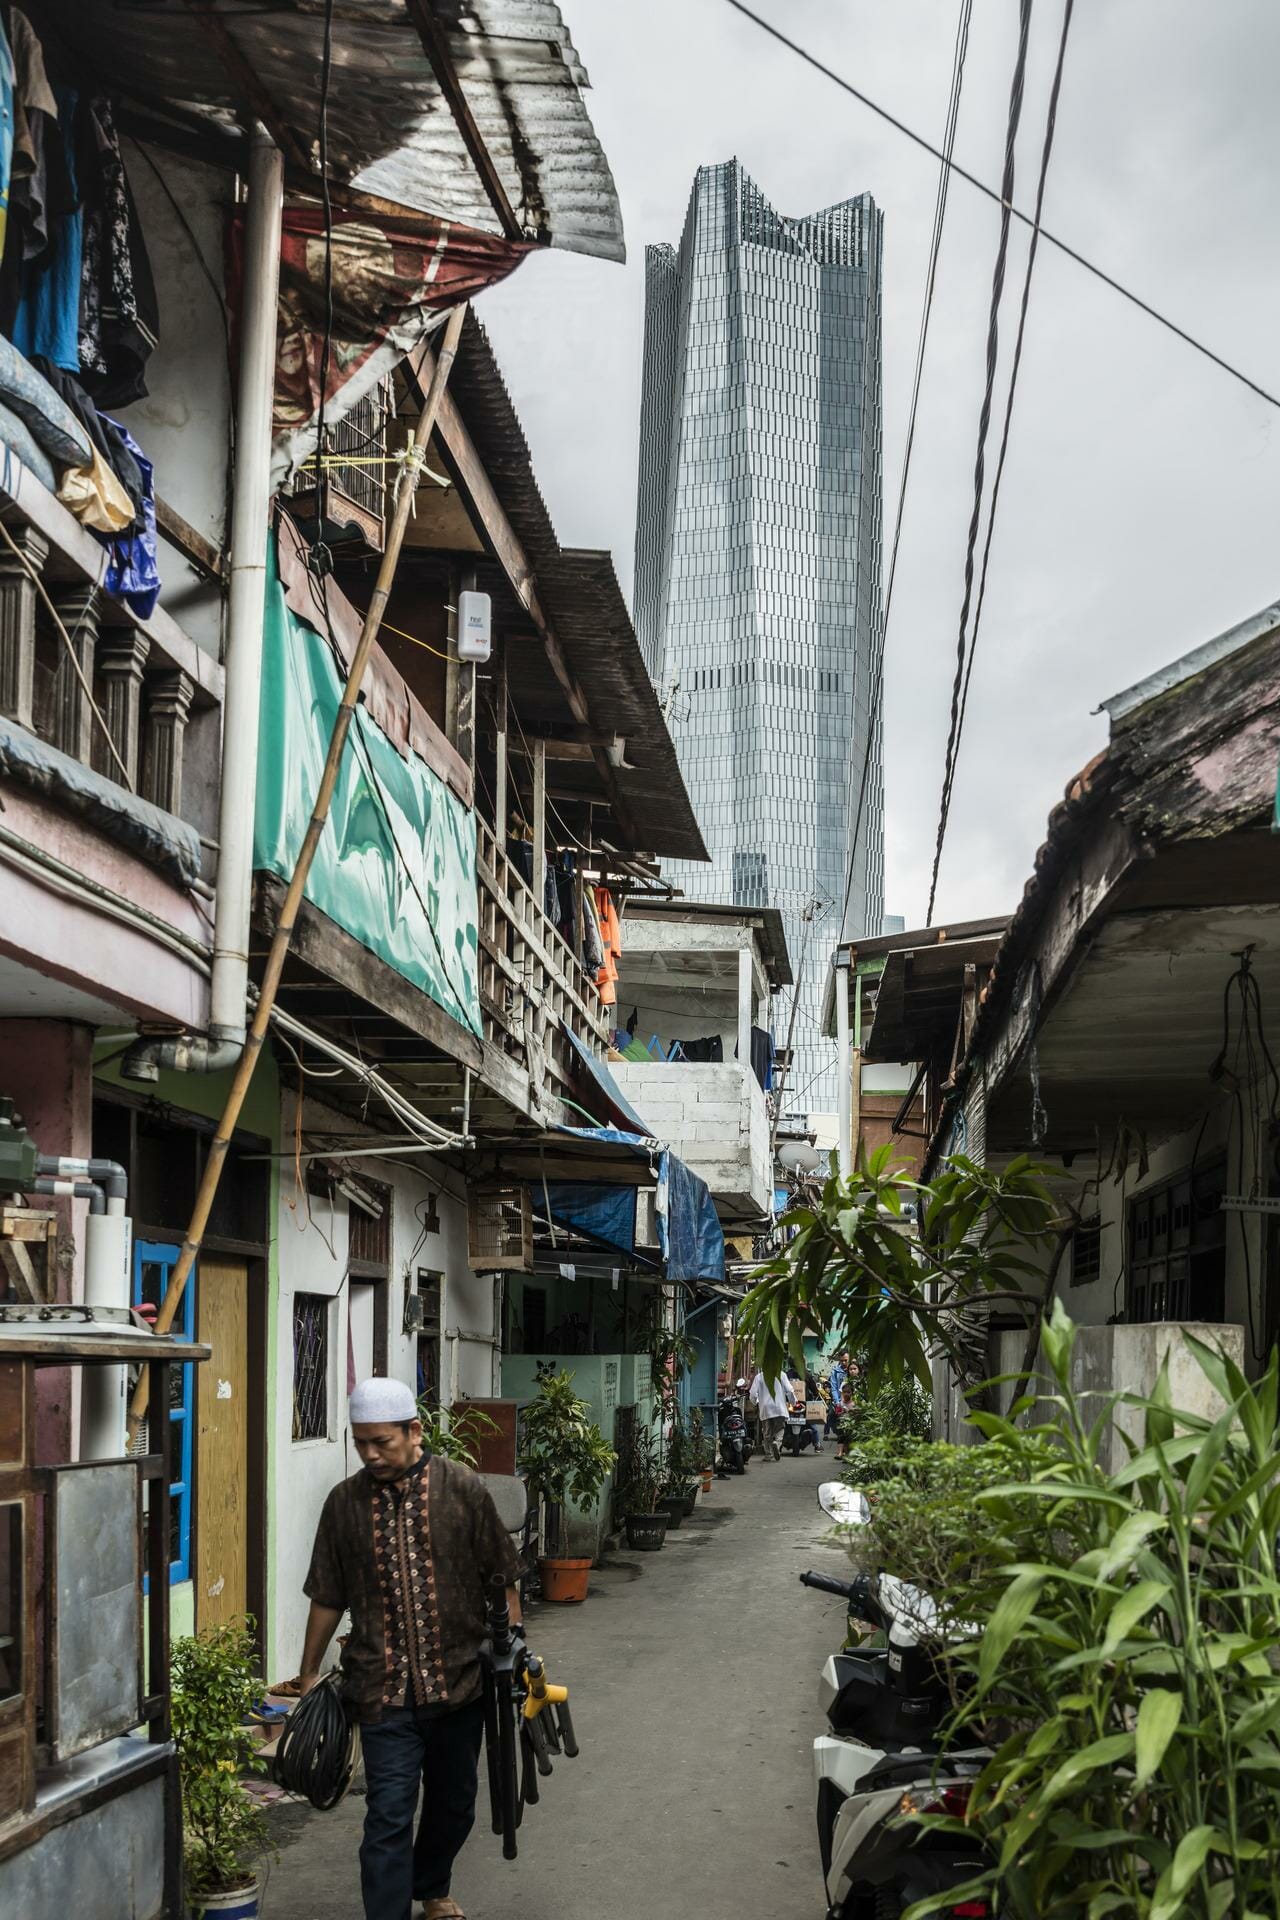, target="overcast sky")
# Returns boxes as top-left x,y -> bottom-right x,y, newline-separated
479,0 -> 1280,932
